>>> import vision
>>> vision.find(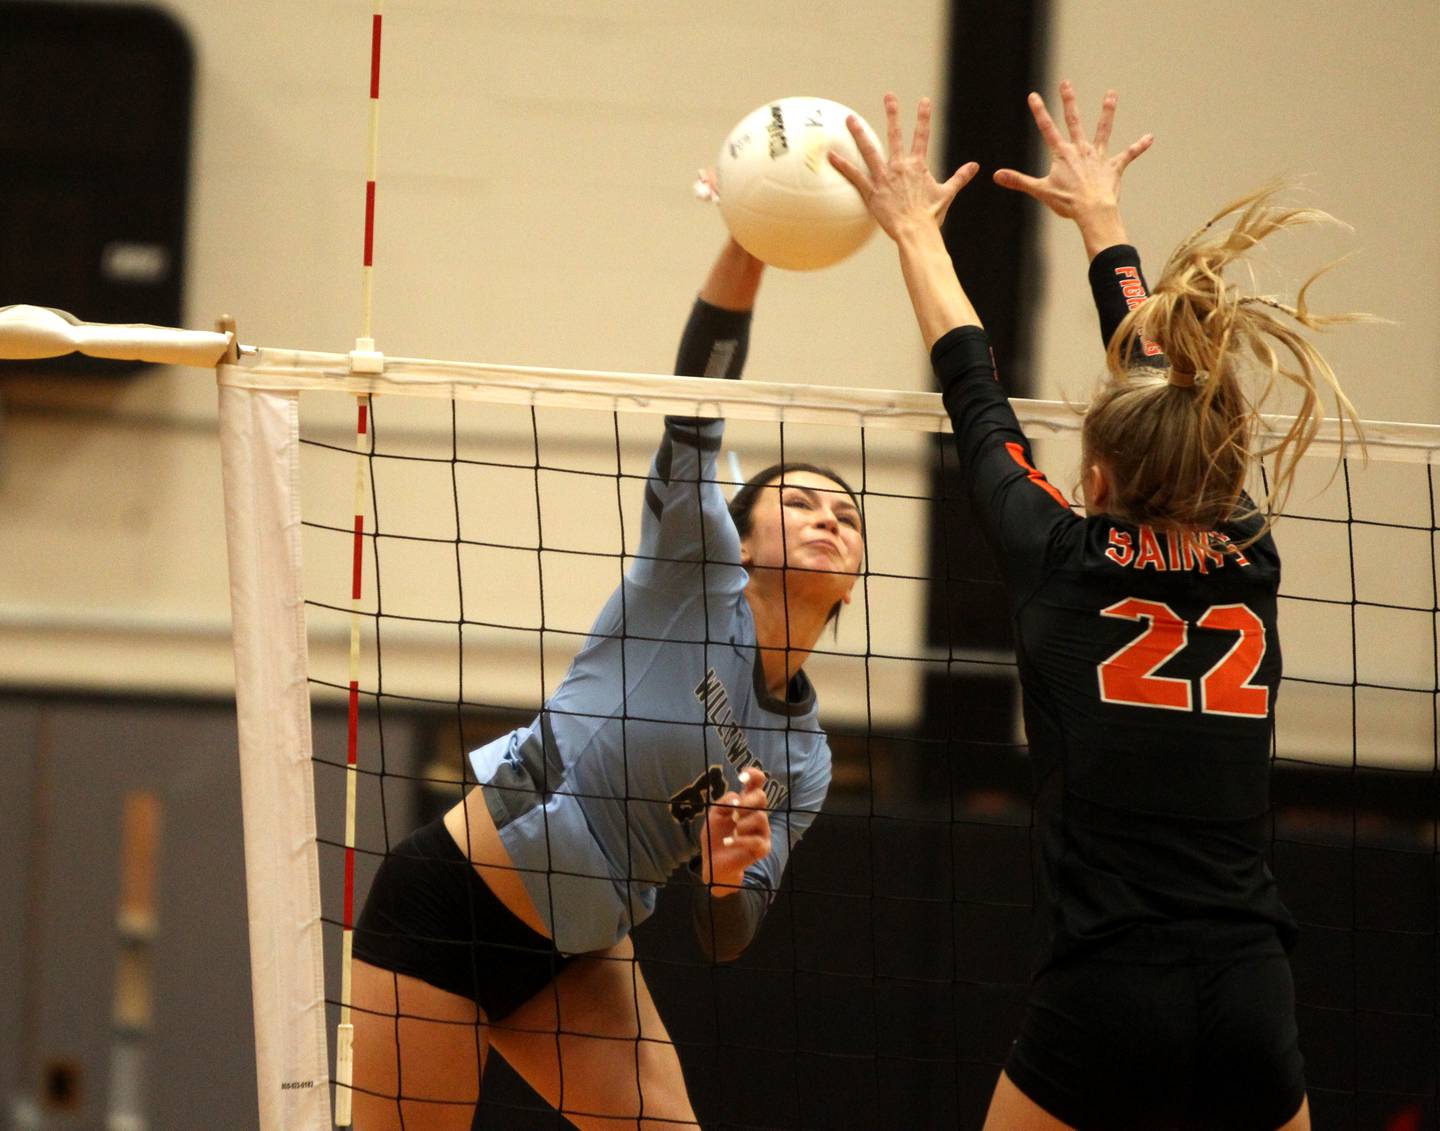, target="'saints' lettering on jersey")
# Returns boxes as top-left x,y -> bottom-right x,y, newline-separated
1112,264 -> 1163,357
1104,526 -> 1251,573
693,669 -> 789,809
